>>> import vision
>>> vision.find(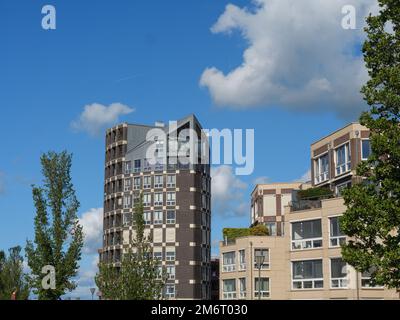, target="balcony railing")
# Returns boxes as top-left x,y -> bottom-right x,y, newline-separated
223,292 -> 236,299
289,199 -> 323,212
